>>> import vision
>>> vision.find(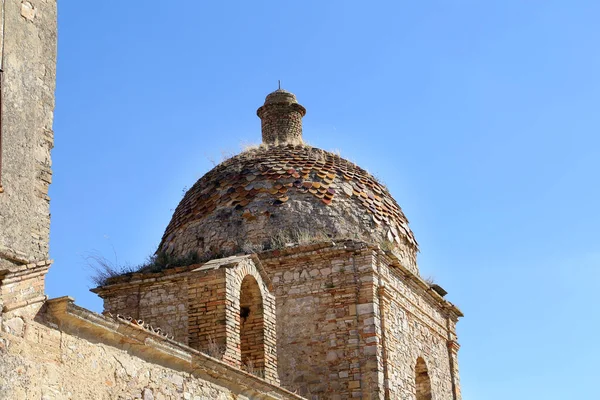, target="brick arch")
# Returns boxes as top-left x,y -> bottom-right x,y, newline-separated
238,274 -> 265,375
188,256 -> 278,383
231,259 -> 270,300
415,357 -> 432,400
